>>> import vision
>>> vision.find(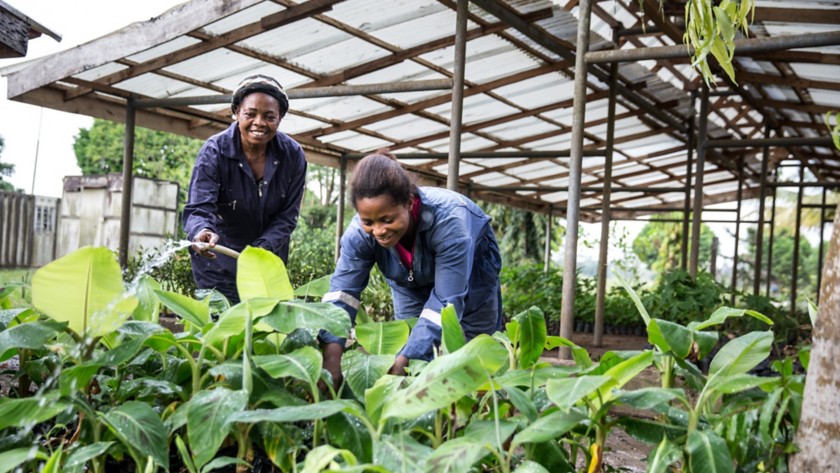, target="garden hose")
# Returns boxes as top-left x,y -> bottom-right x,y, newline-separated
193,242 -> 241,259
